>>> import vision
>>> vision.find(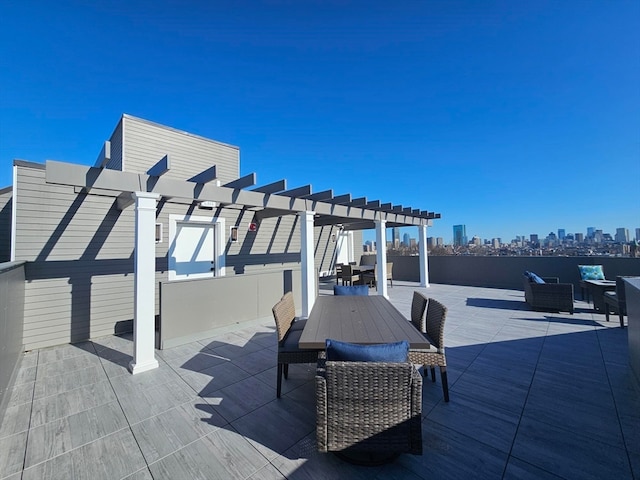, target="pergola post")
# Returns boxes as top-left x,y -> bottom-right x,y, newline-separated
300,210 -> 316,318
419,224 -> 430,288
375,220 -> 388,297
129,191 -> 161,374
